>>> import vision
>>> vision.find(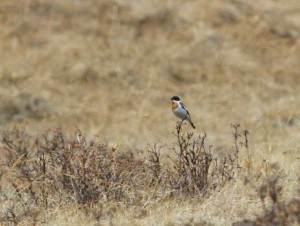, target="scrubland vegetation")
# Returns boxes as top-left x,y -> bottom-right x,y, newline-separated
0,0 -> 300,225
0,124 -> 299,225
